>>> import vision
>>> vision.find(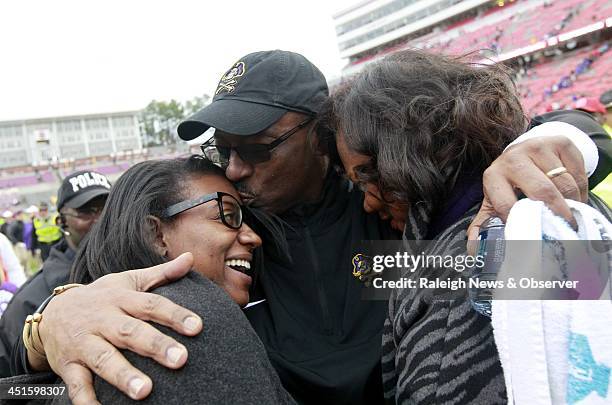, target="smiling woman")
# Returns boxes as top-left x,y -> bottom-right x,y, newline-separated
70,156 -> 263,306
55,155 -> 295,404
